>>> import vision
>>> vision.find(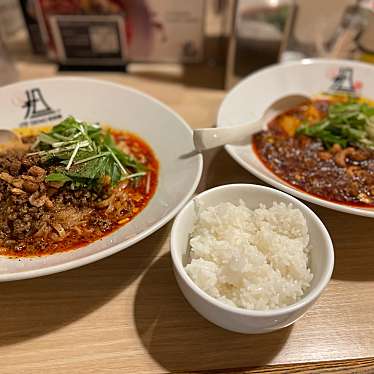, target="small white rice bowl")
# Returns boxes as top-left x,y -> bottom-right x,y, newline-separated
185,201 -> 313,311
171,184 -> 334,333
